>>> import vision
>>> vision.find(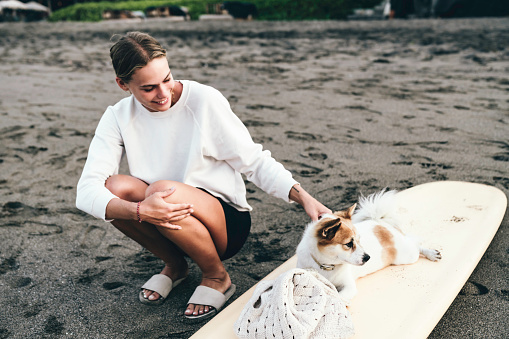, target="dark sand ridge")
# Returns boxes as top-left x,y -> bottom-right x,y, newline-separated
0,17 -> 508,338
